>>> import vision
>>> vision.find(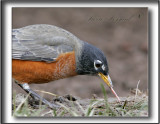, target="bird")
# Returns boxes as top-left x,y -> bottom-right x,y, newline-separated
12,24 -> 120,109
